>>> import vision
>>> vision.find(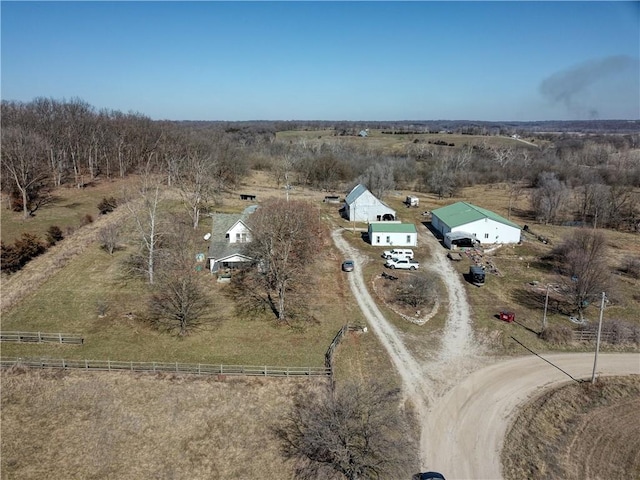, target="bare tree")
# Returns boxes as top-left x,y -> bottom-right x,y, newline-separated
149,251 -> 210,336
1,127 -> 50,219
242,199 -> 324,323
124,175 -> 164,284
274,381 -> 417,480
531,172 -> 570,224
394,273 -> 437,309
358,162 -> 395,200
98,224 -> 121,255
556,229 -> 610,322
176,146 -> 215,229
425,156 -> 457,199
